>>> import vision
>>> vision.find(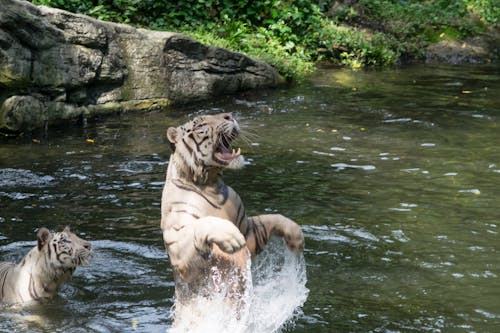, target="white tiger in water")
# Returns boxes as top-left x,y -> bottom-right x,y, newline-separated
0,227 -> 92,304
161,113 -> 304,313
